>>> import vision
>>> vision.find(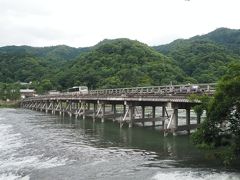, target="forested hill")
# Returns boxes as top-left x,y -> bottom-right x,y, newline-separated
1,27 -> 240,93
0,45 -> 89,83
153,28 -> 240,82
0,45 -> 89,61
54,39 -> 188,89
